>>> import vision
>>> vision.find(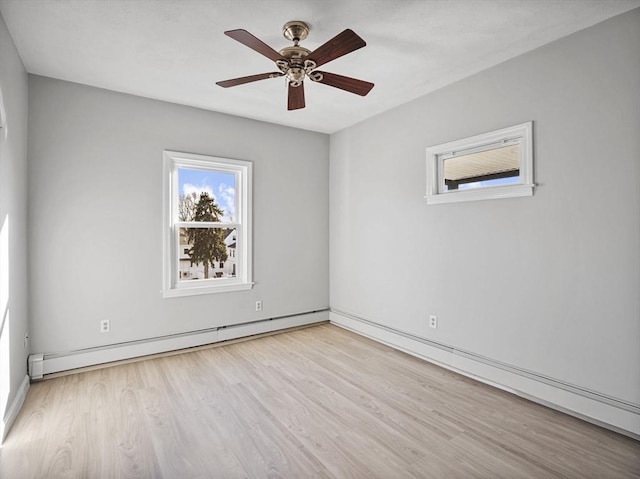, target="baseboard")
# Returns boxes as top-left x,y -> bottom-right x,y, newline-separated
30,310 -> 328,379
330,309 -> 640,439
1,374 -> 29,443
